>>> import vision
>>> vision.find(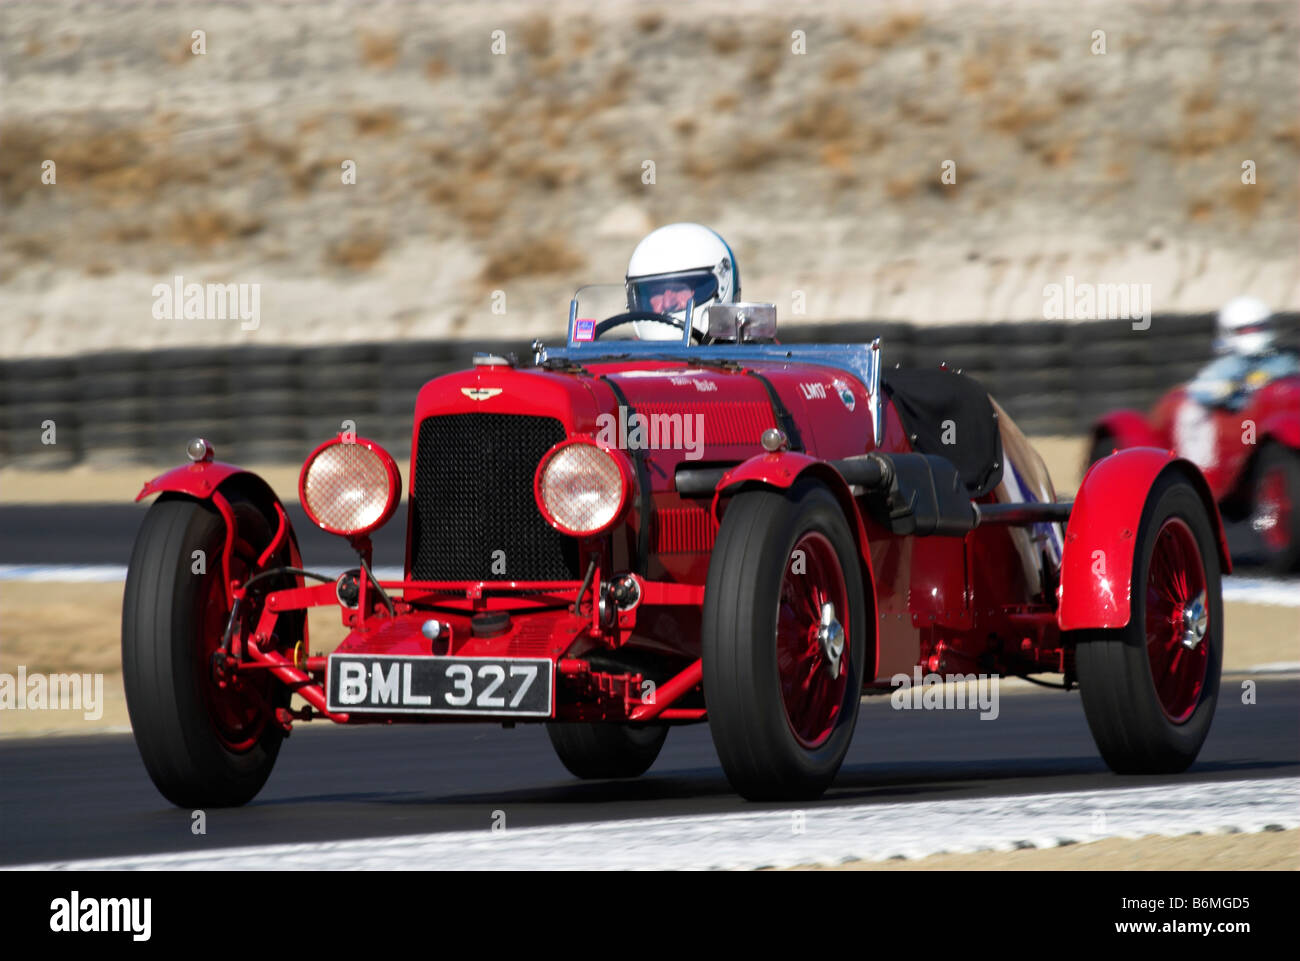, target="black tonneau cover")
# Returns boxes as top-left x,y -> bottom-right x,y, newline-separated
883,368 -> 1003,498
